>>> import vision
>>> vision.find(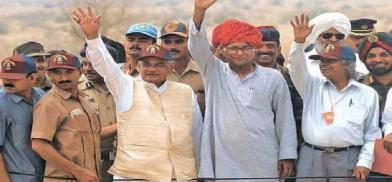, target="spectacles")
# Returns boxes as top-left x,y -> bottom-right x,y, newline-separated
320,58 -> 341,64
223,46 -> 254,54
320,32 -> 345,40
